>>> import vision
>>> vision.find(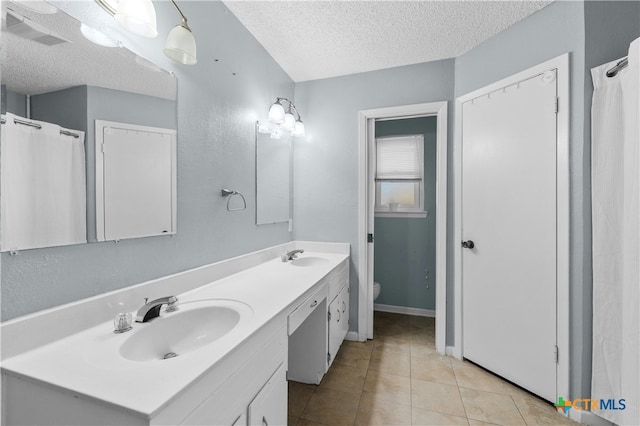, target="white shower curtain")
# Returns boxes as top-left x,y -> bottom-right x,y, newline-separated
1,112 -> 86,251
591,37 -> 640,426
